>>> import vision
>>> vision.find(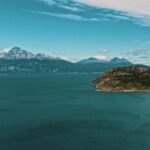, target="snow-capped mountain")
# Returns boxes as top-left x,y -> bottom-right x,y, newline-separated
0,47 -> 61,60
4,47 -> 35,59
0,47 -> 77,73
